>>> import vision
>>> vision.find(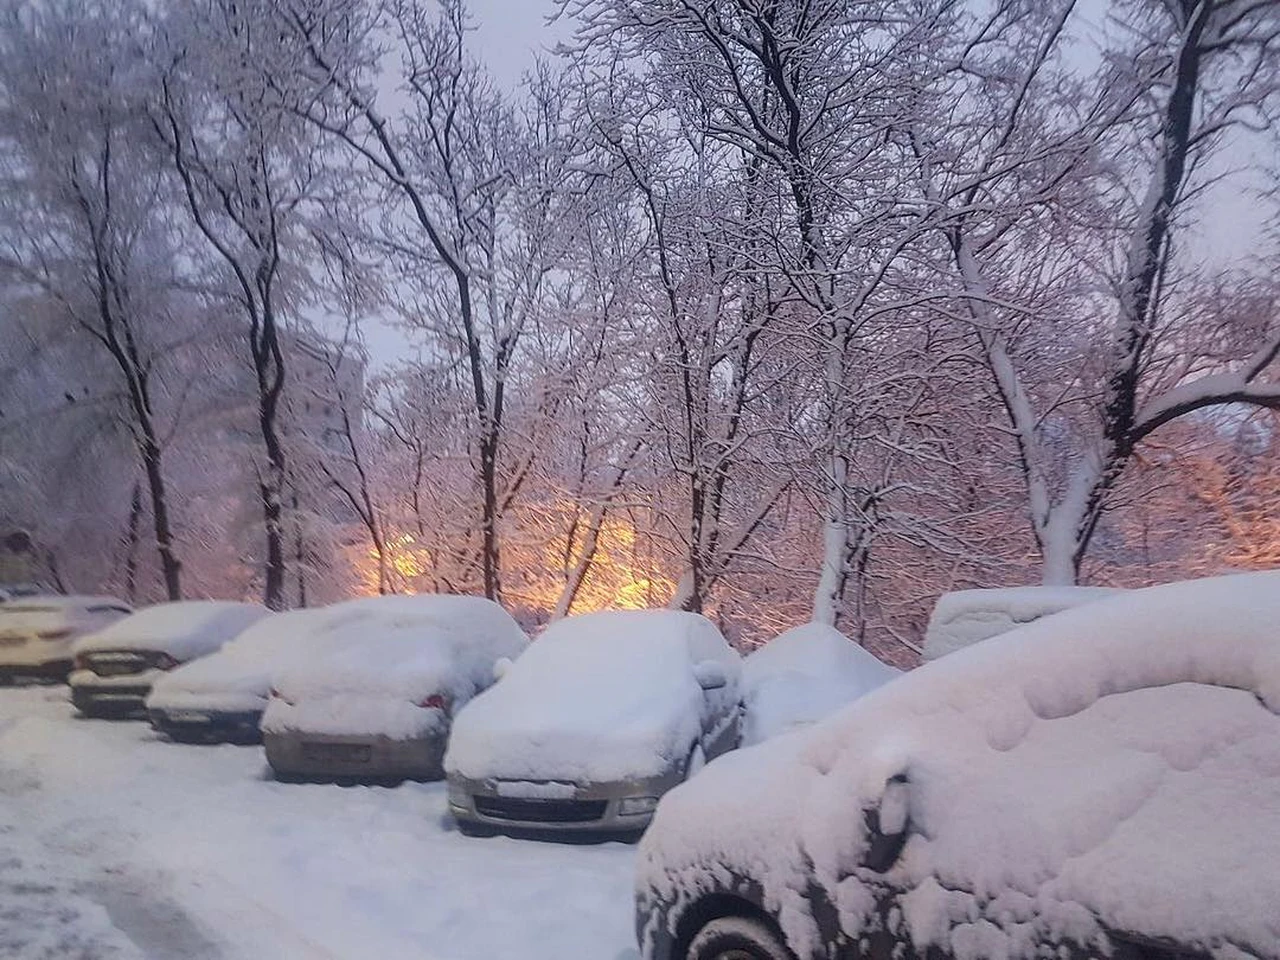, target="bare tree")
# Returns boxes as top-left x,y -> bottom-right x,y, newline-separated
0,0 -> 189,599
912,0 -> 1280,584
151,0 -> 329,608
